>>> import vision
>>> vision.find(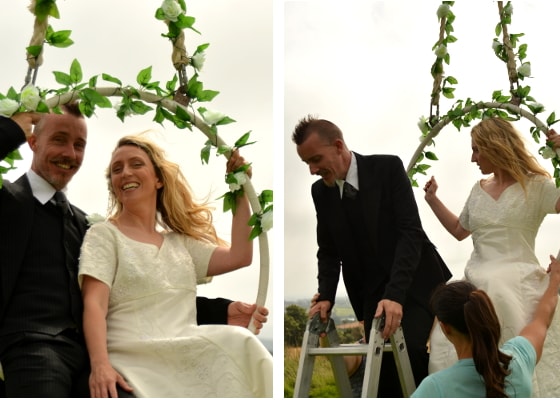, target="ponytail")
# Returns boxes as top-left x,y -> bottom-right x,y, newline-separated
464,290 -> 512,397
431,281 -> 512,397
